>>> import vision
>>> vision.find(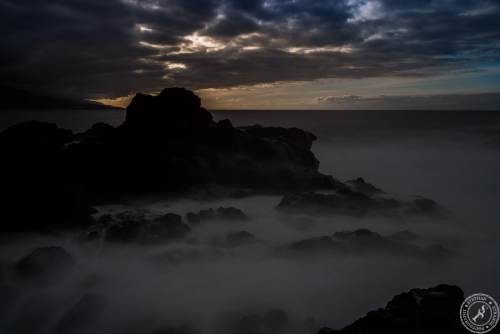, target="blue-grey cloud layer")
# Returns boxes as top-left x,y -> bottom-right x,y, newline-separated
1,0 -> 499,98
